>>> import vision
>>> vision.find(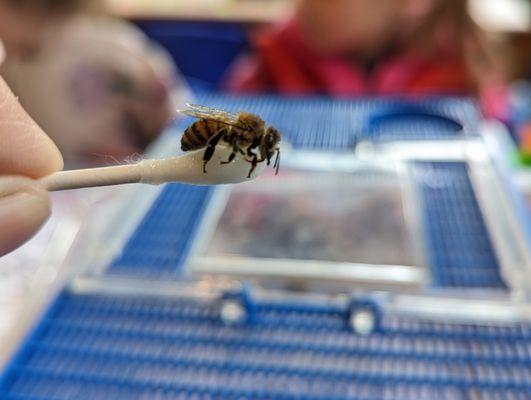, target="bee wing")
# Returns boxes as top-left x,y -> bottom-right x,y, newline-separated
178,103 -> 240,125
